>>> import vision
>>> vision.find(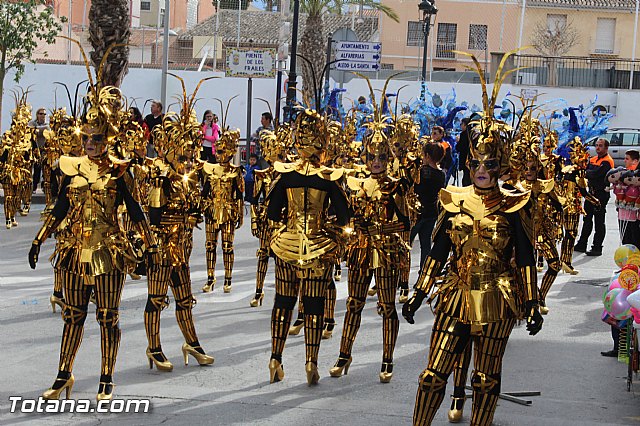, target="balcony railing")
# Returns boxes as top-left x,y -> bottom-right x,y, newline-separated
514,54 -> 640,90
